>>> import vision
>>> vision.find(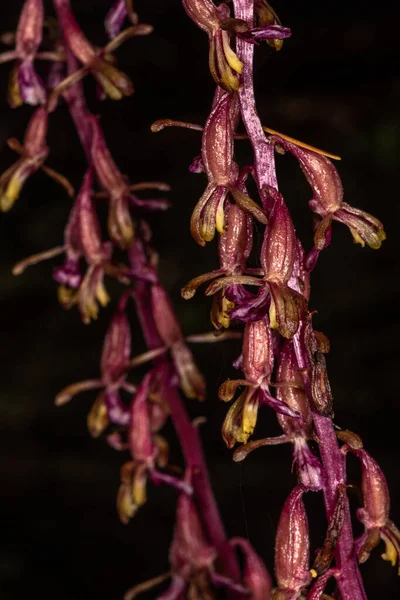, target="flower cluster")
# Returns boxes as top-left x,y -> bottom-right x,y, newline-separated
2,1 -> 274,598
2,1 -> 397,599
150,0 -> 395,599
